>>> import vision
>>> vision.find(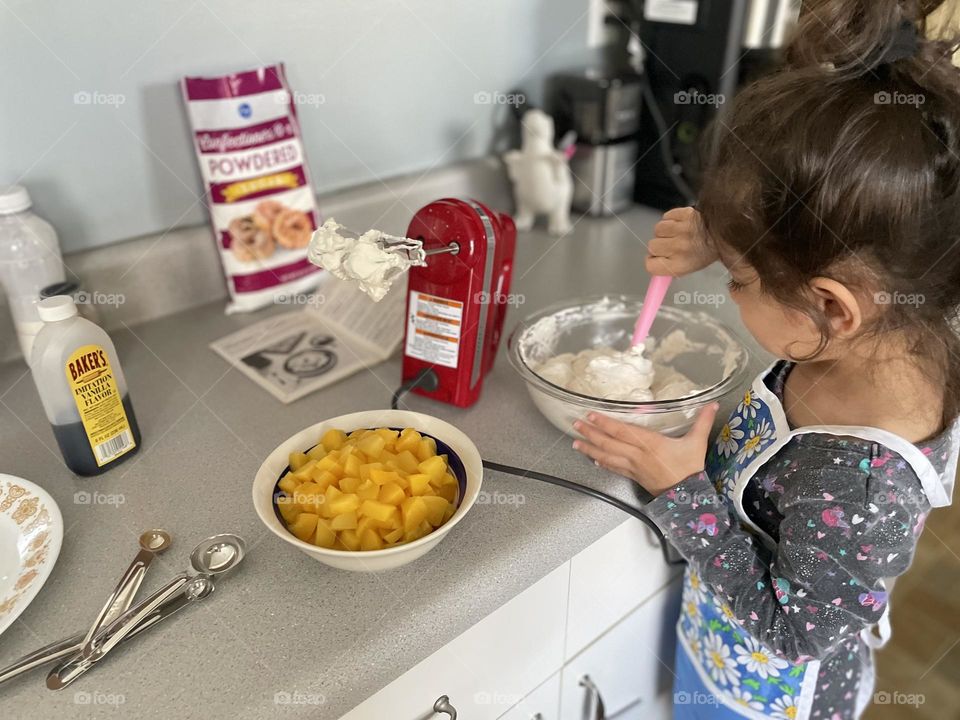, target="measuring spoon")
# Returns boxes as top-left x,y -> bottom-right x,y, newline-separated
79,529 -> 171,658
46,533 -> 246,690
